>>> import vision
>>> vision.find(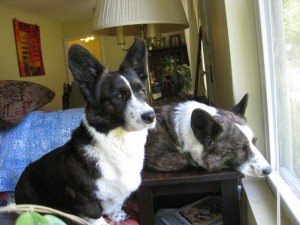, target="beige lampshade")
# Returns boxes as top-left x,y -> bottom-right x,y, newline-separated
91,0 -> 189,36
